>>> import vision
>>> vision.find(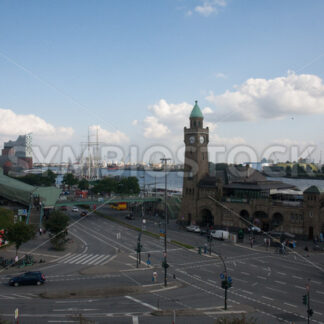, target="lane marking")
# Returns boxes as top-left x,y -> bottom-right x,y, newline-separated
284,302 -> 297,308
257,276 -> 267,280
265,286 -> 287,294
316,290 -> 324,295
274,280 -> 286,285
295,285 -> 305,290
312,280 -> 321,285
292,275 -> 303,280
51,253 -> 72,263
125,295 -> 158,311
277,272 -> 286,276
132,316 -> 139,324
262,296 -> 274,301
240,272 -> 250,276
150,286 -> 178,293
